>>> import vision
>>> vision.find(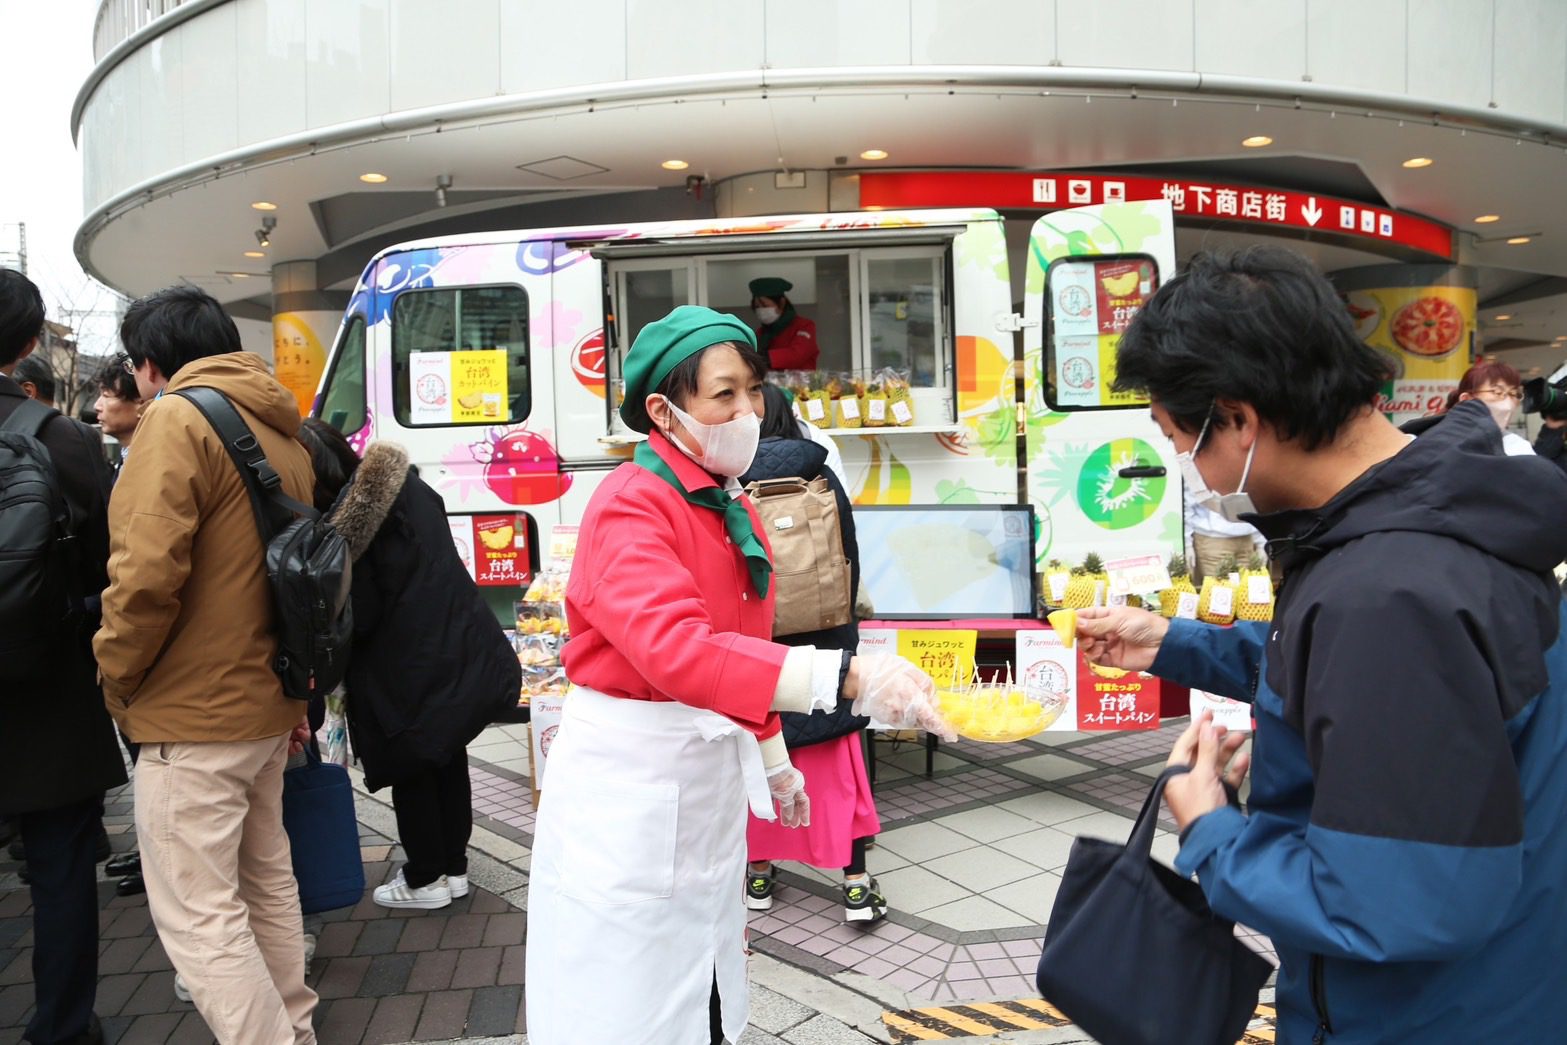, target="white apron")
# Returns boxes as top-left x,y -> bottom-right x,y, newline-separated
525,687 -> 774,1045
